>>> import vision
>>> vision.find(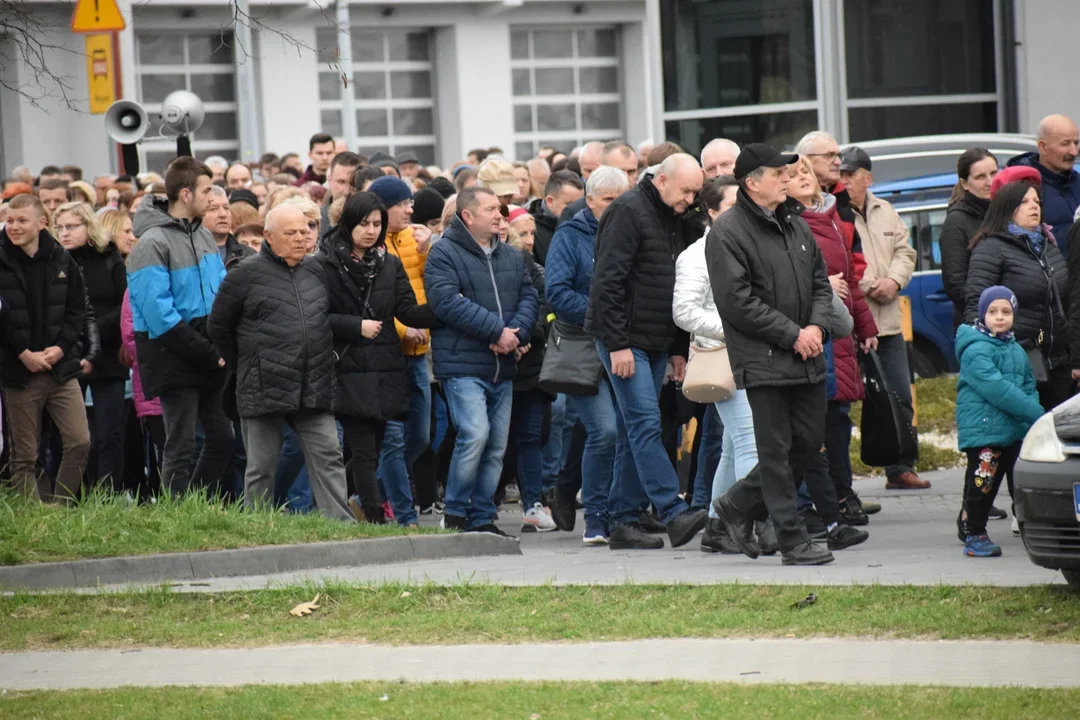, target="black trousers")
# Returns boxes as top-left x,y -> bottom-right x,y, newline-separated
555,421 -> 587,501
962,443 -> 1021,537
1038,365 -> 1075,412
338,415 -> 385,514
725,382 -> 827,552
